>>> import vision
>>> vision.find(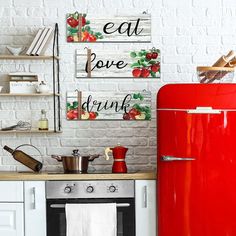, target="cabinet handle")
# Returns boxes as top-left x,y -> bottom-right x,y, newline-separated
143,186 -> 147,208
32,187 -> 36,210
